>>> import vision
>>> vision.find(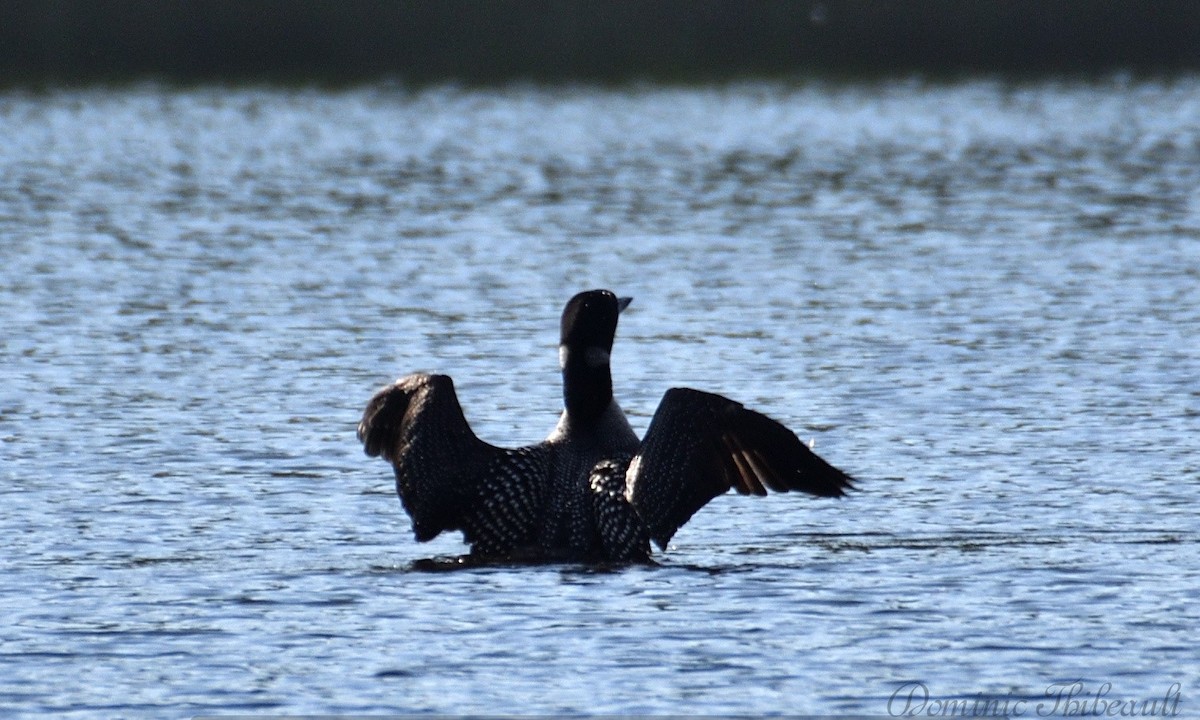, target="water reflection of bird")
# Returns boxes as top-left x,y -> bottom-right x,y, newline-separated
359,289 -> 854,562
